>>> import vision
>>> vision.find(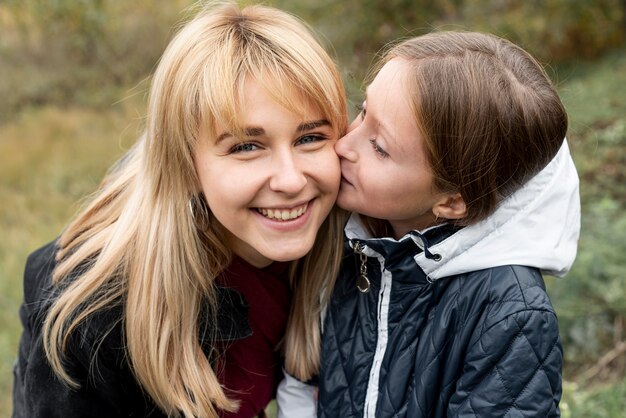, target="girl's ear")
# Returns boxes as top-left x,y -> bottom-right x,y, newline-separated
433,193 -> 467,221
